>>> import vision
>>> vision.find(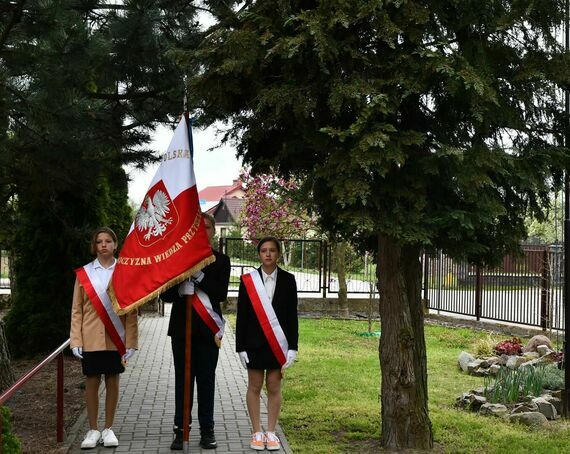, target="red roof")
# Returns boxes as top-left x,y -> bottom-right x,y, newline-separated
198,180 -> 242,202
